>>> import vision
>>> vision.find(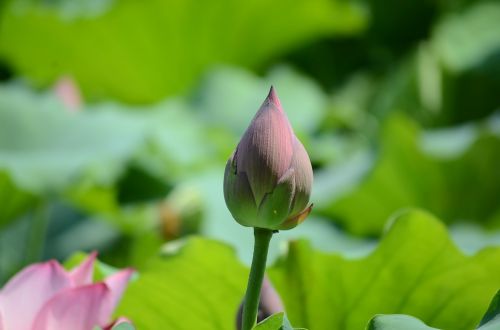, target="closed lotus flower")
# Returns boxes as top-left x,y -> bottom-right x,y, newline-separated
0,253 -> 134,330
224,86 -> 313,230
